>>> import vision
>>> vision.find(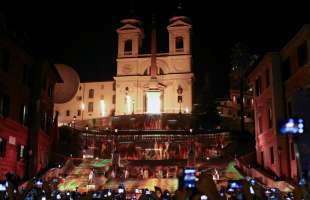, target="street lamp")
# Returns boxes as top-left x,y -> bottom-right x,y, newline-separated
113,129 -> 118,152
73,116 -> 76,129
